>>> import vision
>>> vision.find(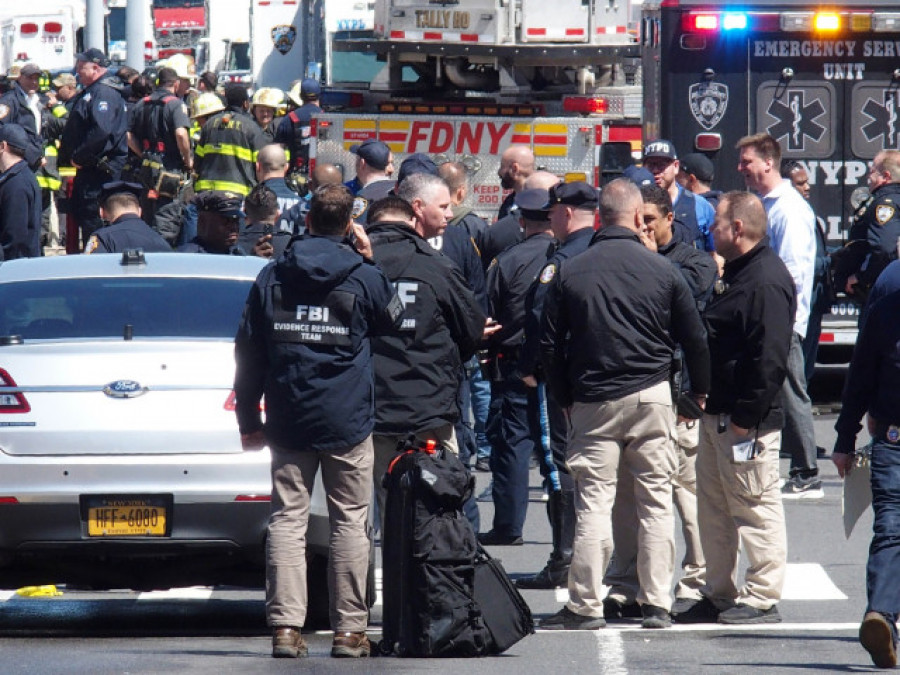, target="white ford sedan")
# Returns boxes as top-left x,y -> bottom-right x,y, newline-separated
0,251 -> 340,600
